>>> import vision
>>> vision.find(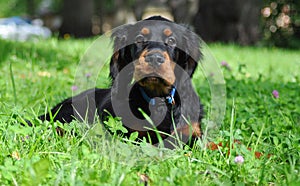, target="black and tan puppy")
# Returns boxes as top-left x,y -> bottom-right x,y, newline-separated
30,16 -> 204,147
